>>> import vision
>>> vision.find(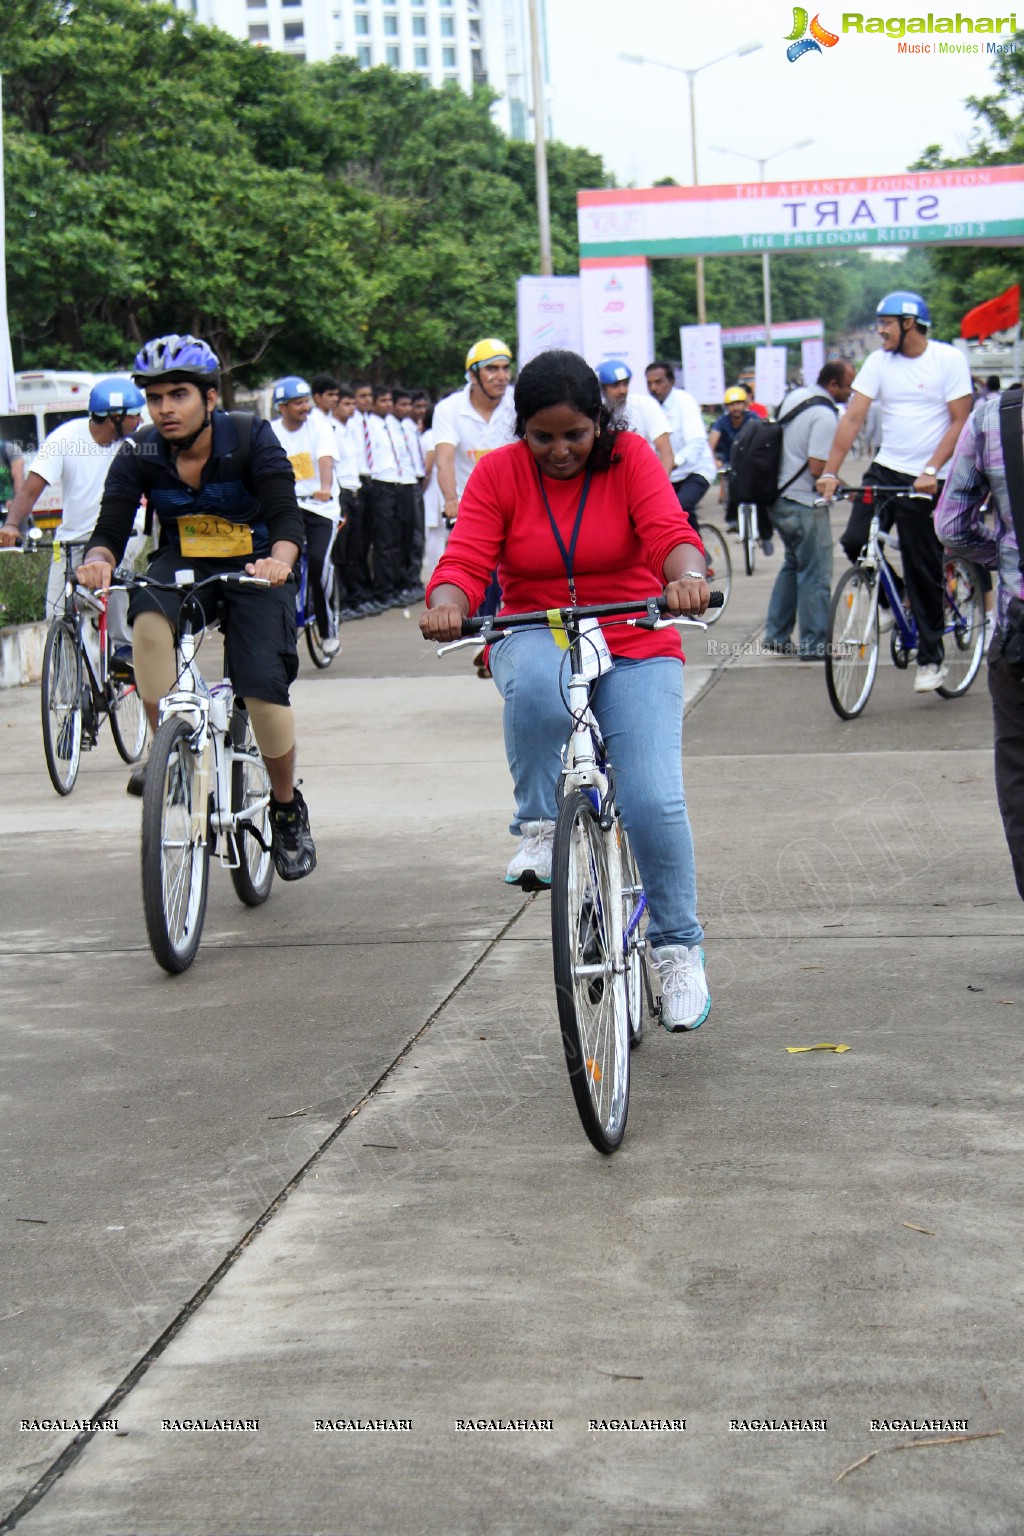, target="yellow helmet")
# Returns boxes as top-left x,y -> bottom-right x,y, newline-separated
466,338 -> 512,372
724,386 -> 748,405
